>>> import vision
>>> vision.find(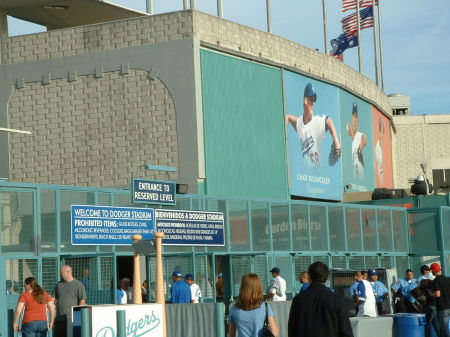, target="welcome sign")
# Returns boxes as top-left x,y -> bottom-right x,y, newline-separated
72,304 -> 163,337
